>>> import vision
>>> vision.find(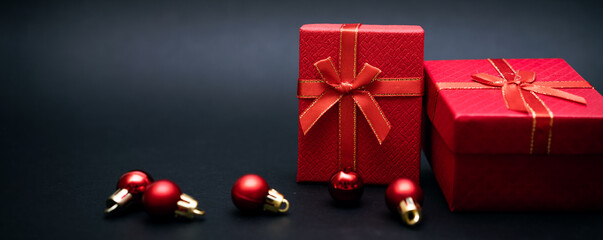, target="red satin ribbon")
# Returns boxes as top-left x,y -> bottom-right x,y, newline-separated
298,23 -> 423,170
434,58 -> 591,154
